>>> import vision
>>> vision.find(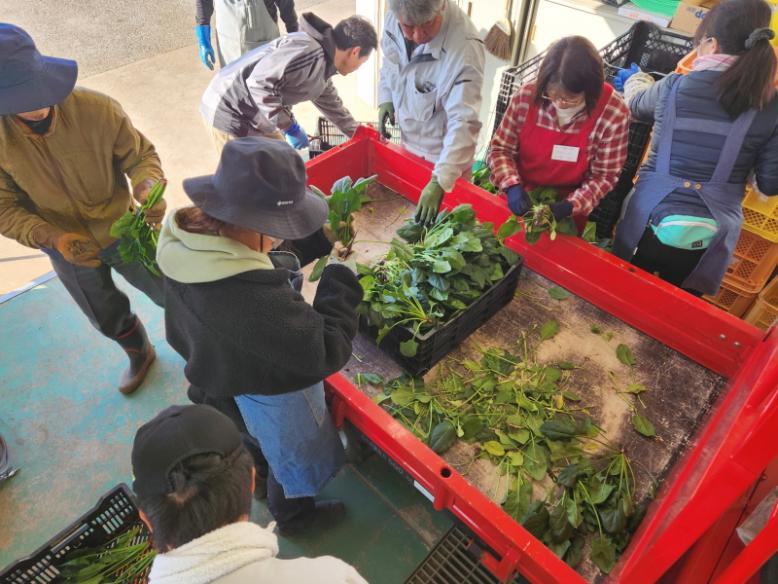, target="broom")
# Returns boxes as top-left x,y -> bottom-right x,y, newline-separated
484,0 -> 513,61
